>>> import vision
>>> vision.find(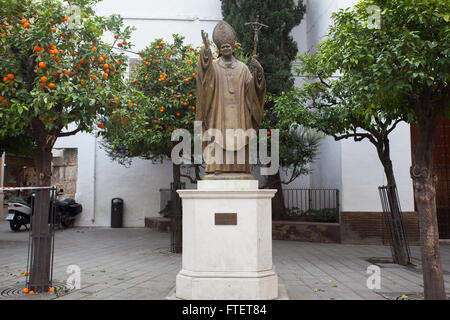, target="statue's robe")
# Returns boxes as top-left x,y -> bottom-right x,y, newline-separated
195,48 -> 266,173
